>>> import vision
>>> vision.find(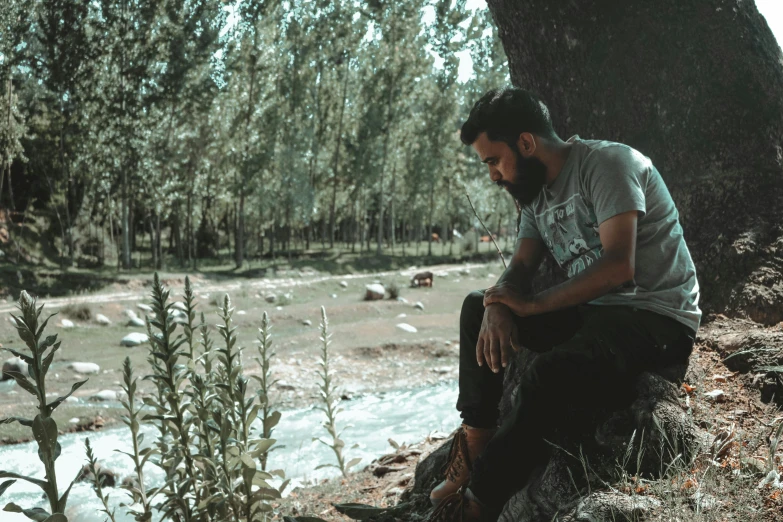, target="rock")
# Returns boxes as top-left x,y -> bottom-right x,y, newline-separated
265,294 -> 277,303
276,306 -> 283,311
69,362 -> 100,374
397,297 -> 409,304
365,283 -> 386,301
560,492 -> 662,522
136,303 -> 153,313
396,323 -> 418,333
409,368 -> 704,522
172,302 -> 187,312
690,491 -> 721,512
459,268 -> 471,276
413,301 -> 425,311
330,293 -> 338,299
340,281 -> 348,288
126,316 -> 146,327
302,319 -> 312,326
69,417 -> 80,424
77,463 -> 117,488
120,332 -> 149,347
2,357 -> 28,381
95,314 -> 111,326
237,310 -> 246,315
122,475 -> 140,489
396,313 -> 407,319
61,319 -> 75,328
90,390 -> 118,402
704,389 -> 727,402
124,309 -> 138,319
